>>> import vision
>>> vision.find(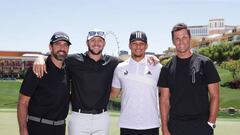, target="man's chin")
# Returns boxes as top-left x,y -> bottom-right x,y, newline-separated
55,55 -> 67,61
89,50 -> 102,55
133,54 -> 144,58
